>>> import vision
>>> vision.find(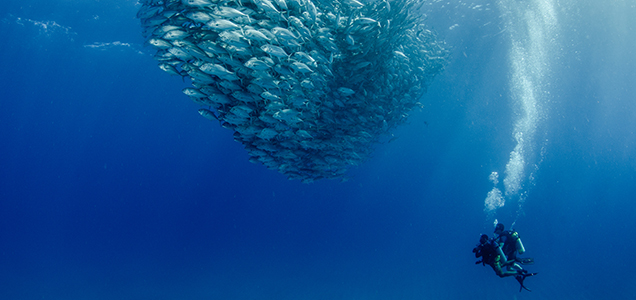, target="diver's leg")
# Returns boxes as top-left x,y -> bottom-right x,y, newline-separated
502,269 -> 522,277
507,262 -> 523,272
493,261 -> 520,278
